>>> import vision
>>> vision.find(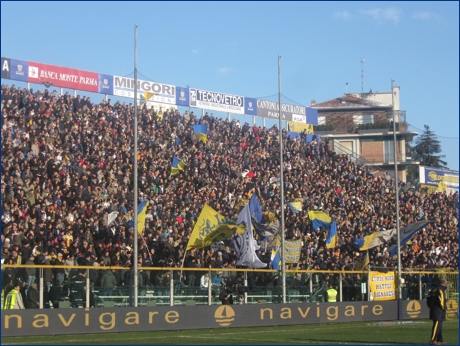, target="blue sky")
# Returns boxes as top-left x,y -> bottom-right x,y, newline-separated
1,1 -> 458,169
